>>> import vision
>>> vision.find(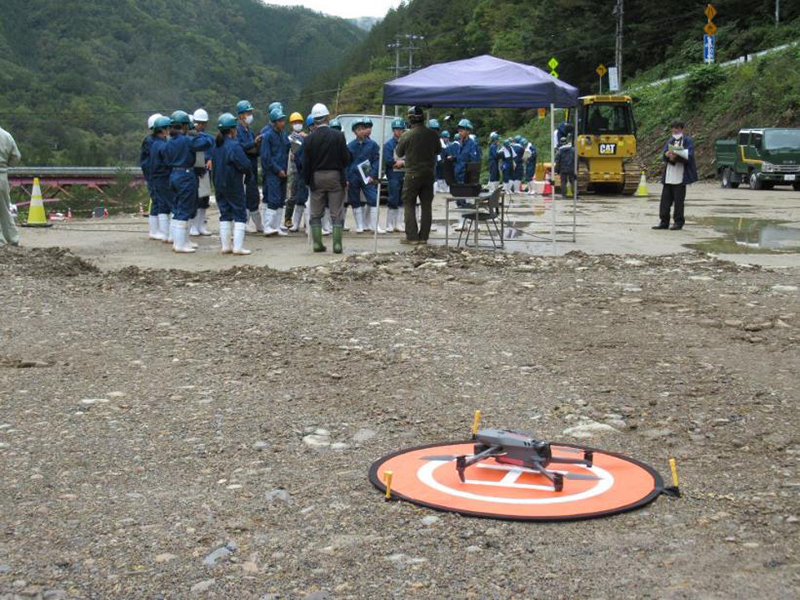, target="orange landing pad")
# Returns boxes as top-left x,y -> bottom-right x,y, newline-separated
369,441 -> 663,521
